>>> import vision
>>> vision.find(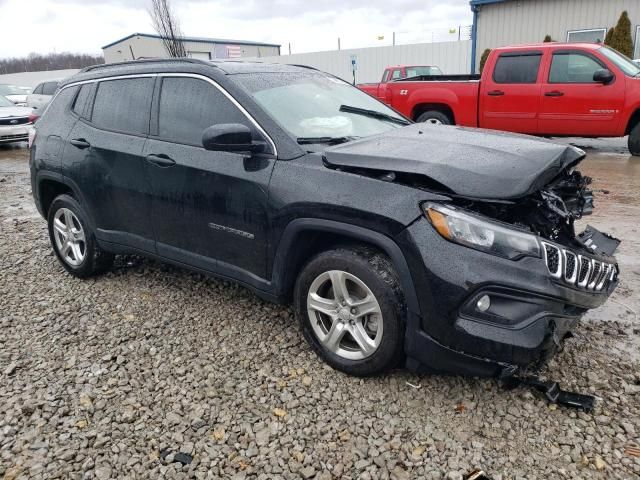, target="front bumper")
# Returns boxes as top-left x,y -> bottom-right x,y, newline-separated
0,125 -> 30,144
398,218 -> 618,376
